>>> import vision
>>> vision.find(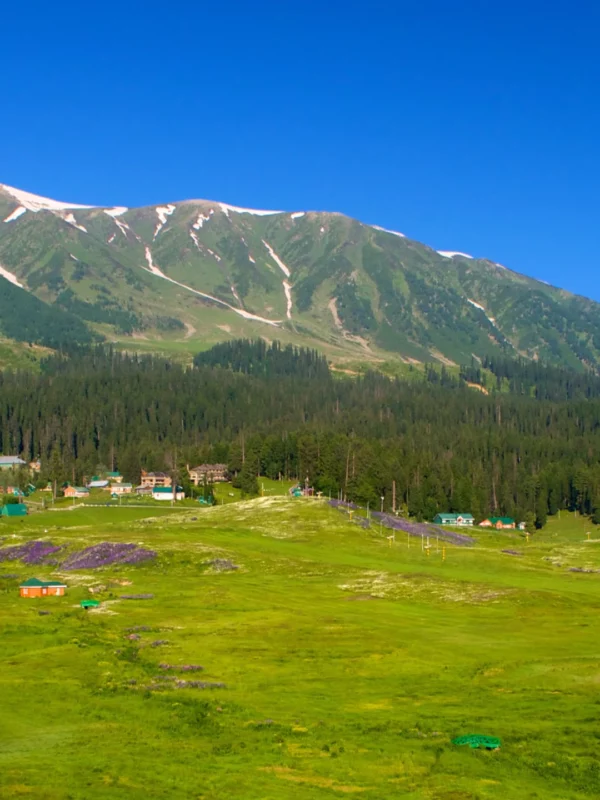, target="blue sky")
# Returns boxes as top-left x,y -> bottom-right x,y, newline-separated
3,1 -> 600,298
